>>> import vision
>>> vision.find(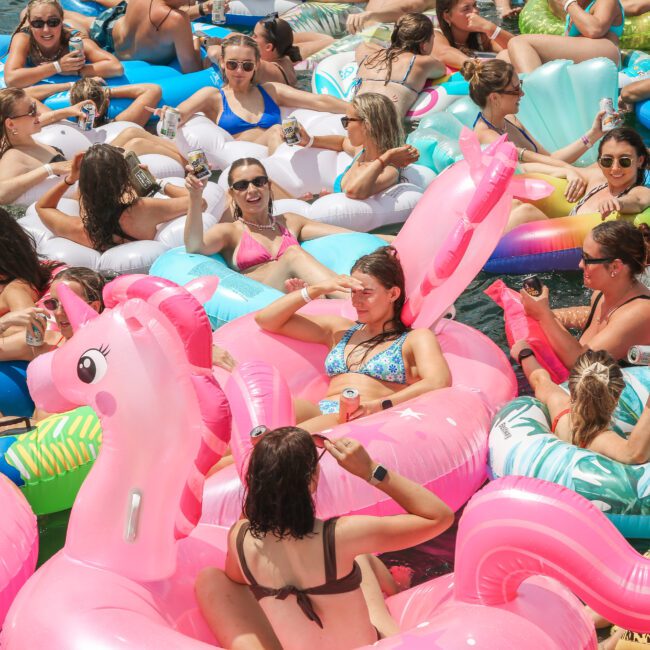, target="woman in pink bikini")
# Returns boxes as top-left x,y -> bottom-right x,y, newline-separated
184,157 -> 378,297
